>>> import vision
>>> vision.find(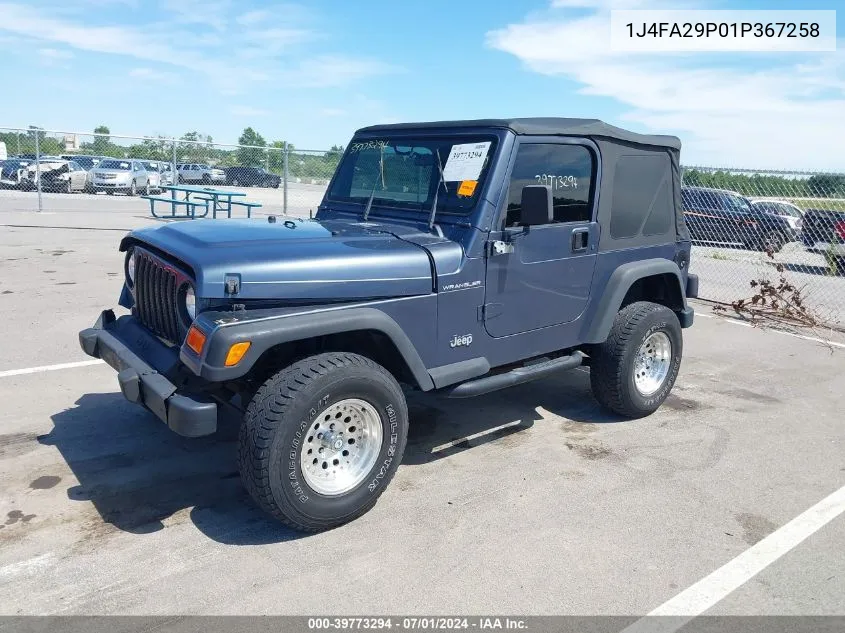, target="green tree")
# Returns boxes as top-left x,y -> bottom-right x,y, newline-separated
267,140 -> 290,172
237,127 -> 266,167
807,174 -> 845,198
93,125 -> 111,155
